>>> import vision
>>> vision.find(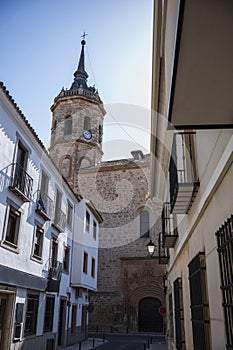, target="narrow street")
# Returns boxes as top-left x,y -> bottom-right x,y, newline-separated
63,334 -> 166,350
92,334 -> 166,350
